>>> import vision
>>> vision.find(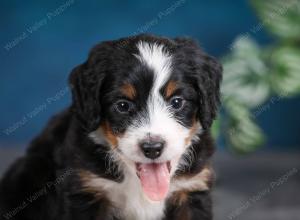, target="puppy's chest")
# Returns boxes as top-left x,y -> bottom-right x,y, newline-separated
82,167 -> 211,220
107,175 -> 166,220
